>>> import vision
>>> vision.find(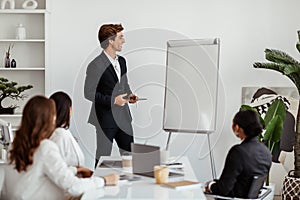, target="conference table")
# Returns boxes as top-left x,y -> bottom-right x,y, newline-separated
82,156 -> 207,199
